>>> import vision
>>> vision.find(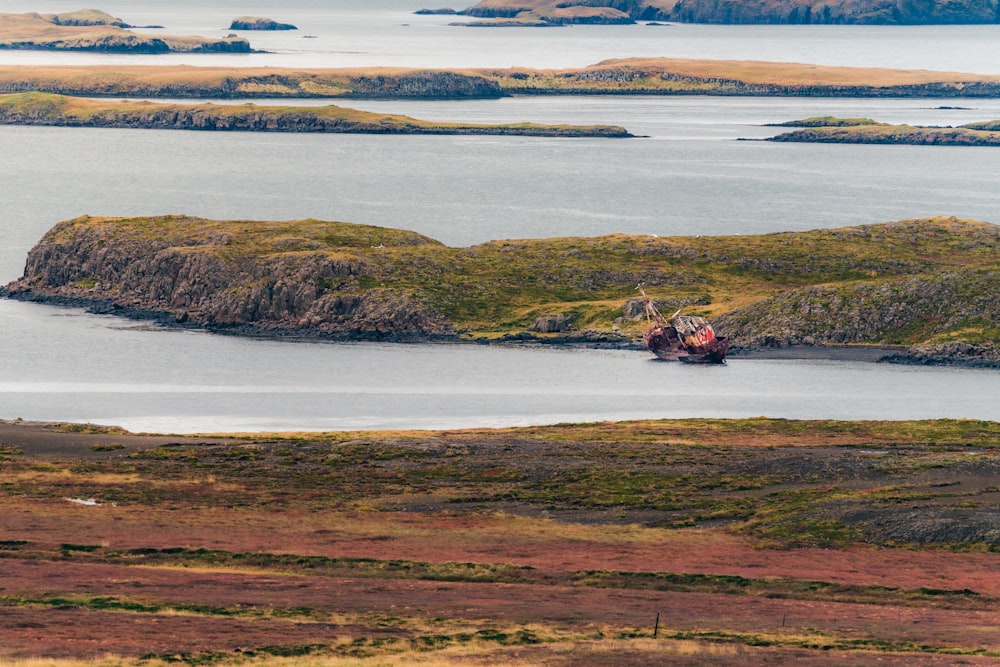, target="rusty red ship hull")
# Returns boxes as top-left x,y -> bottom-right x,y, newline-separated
643,324 -> 729,364
638,288 -> 729,364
